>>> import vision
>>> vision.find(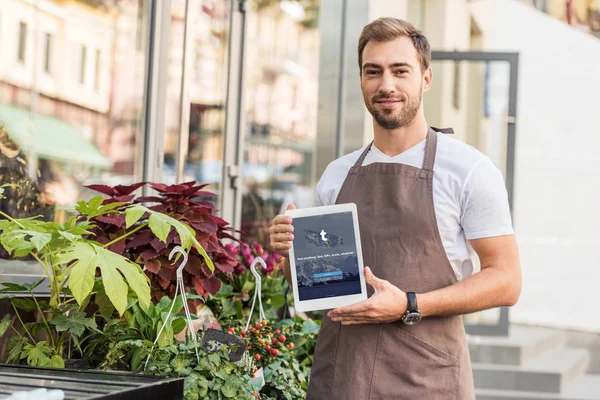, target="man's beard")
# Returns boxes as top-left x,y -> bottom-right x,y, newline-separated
364,87 -> 422,130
